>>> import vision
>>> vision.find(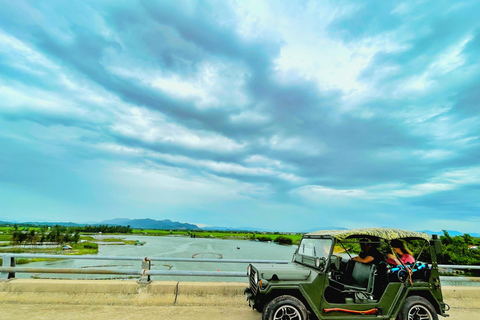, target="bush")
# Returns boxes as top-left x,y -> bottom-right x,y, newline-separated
81,242 -> 98,249
275,236 -> 293,245
256,236 -> 272,242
